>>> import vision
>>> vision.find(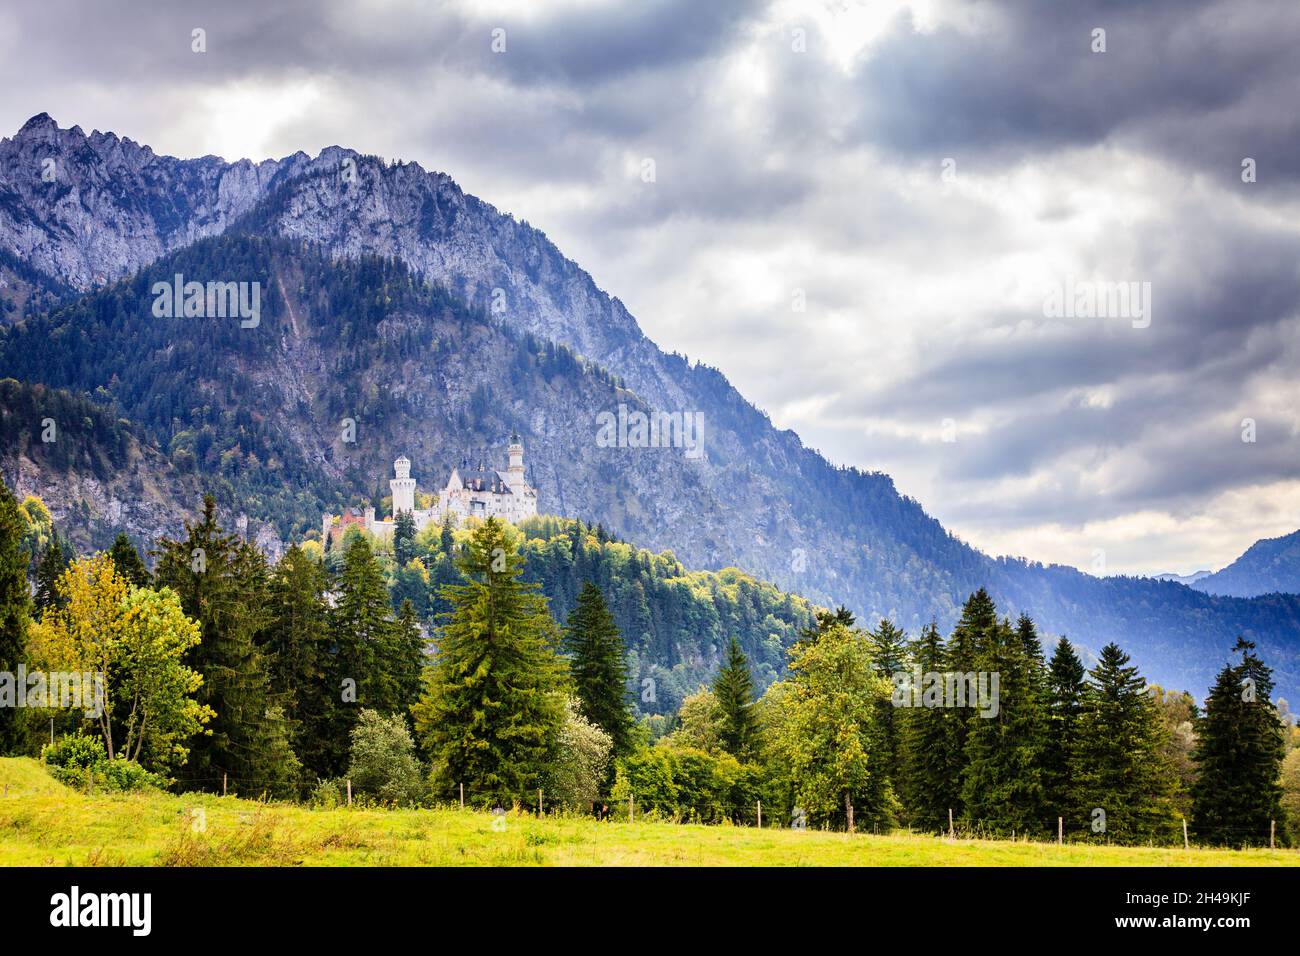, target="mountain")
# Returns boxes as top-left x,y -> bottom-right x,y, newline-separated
2,113 -> 1300,703
1193,530 -> 1300,598
1153,570 -> 1212,586
0,377 -> 201,550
